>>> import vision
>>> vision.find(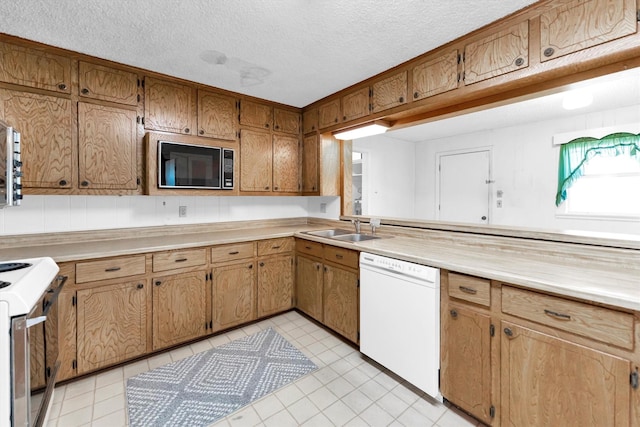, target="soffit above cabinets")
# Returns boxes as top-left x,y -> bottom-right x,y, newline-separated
0,0 -> 539,108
